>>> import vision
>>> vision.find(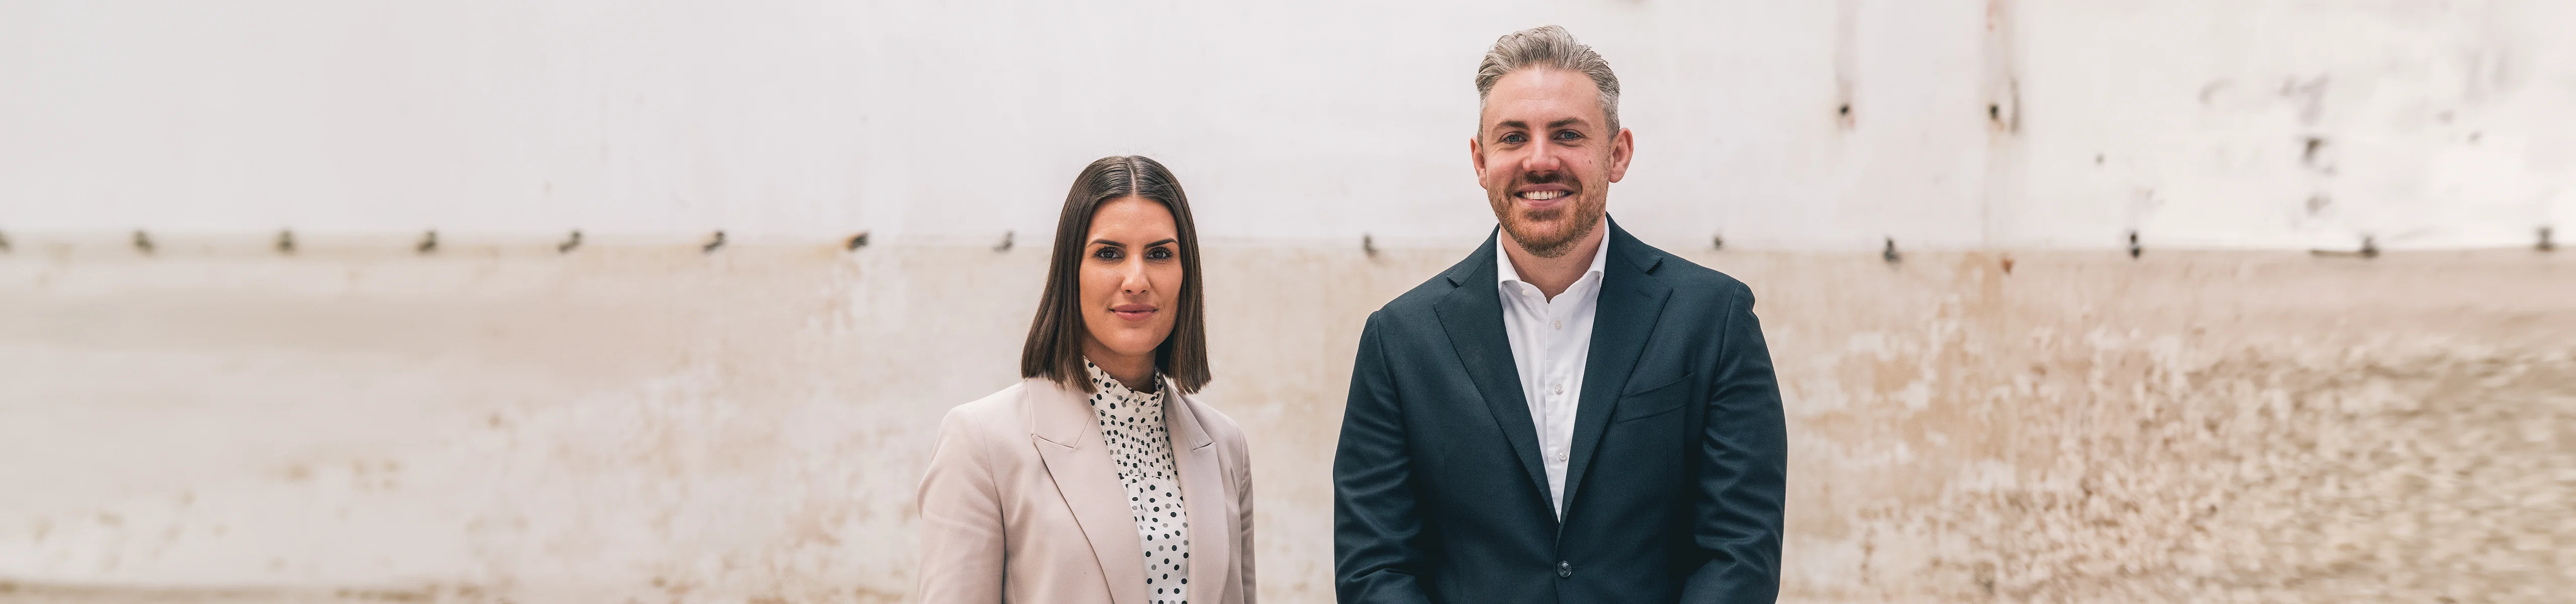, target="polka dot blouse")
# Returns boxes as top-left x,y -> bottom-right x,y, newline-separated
1084,359 -> 1190,603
